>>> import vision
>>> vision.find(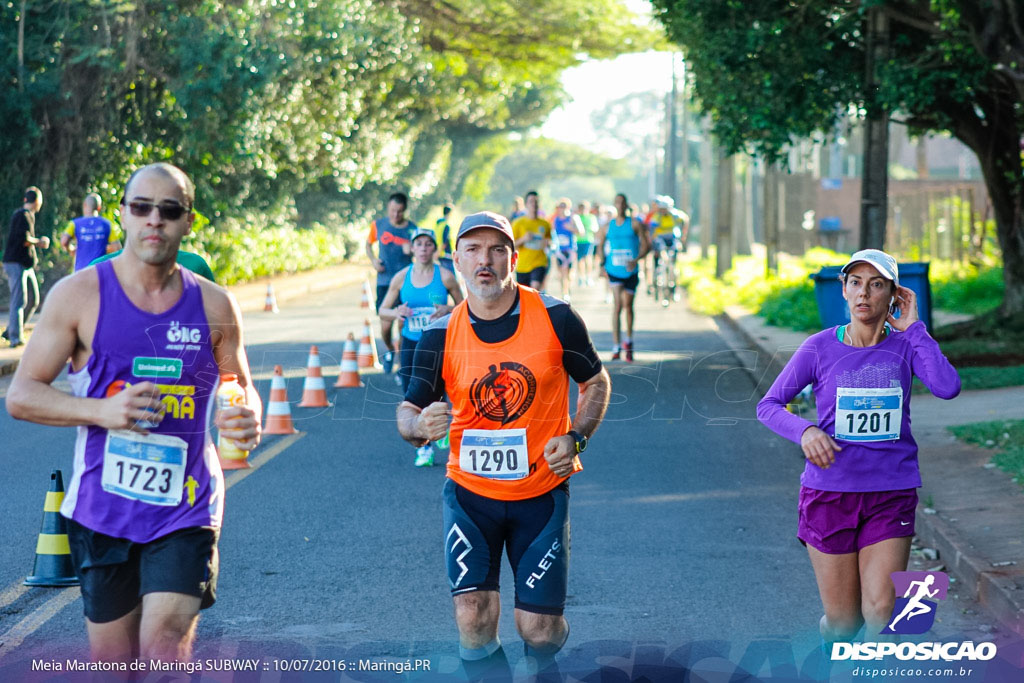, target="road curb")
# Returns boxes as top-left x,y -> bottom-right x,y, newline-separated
915,508 -> 1024,636
719,306 -> 1024,639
